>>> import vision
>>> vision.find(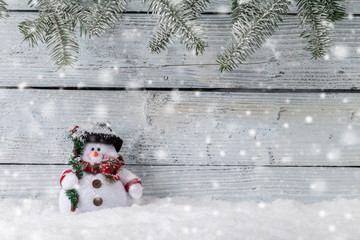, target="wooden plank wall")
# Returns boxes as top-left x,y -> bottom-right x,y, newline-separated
0,0 -> 359,203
